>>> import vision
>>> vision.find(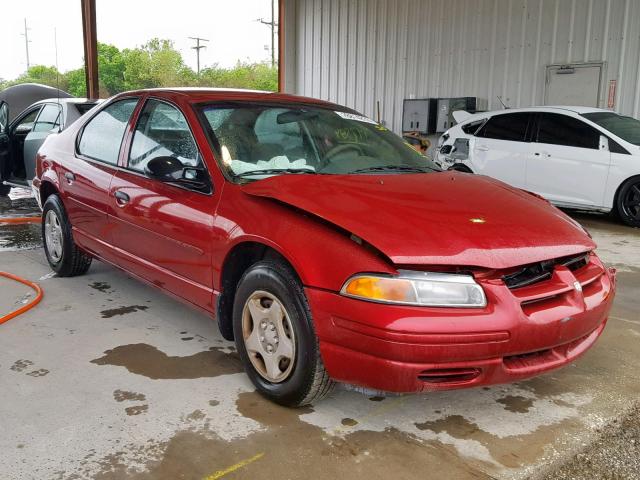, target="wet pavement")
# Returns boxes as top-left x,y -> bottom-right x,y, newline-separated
0,187 -> 42,253
0,187 -> 639,480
